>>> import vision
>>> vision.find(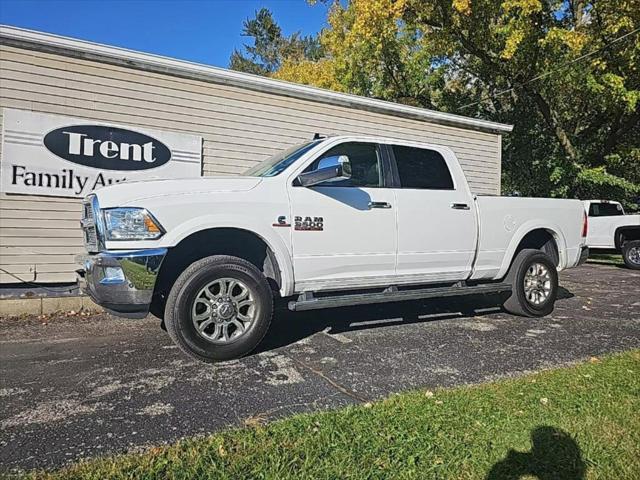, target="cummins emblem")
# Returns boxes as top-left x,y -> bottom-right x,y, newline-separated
294,216 -> 323,231
272,216 -> 291,227
44,125 -> 171,171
